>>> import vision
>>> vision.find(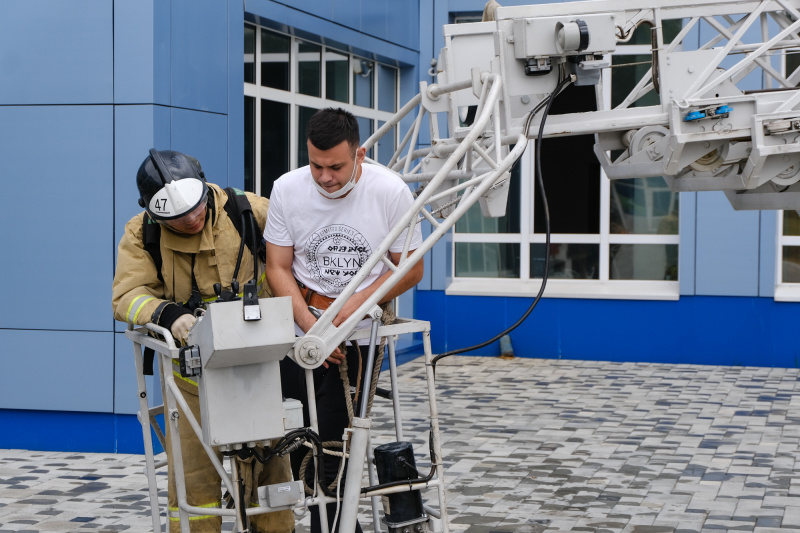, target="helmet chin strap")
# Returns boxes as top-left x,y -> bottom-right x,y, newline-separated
314,157 -> 359,199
